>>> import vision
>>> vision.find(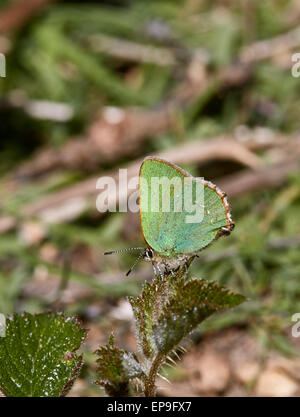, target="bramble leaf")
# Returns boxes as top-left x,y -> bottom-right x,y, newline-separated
127,272 -> 245,396
95,334 -> 145,397
130,272 -> 245,358
153,279 -> 245,354
0,312 -> 87,397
